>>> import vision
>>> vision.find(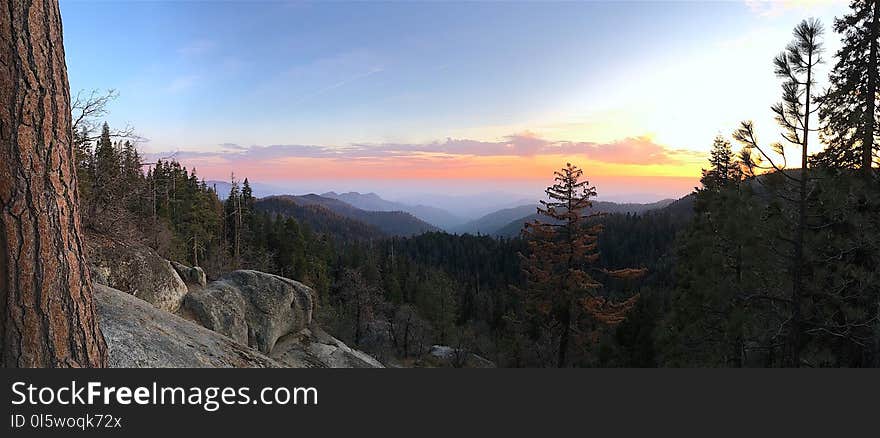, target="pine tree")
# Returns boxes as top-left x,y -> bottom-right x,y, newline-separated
224,174 -> 242,268
735,19 -> 824,367
120,141 -> 140,182
664,137 -> 771,367
74,126 -> 94,206
92,122 -> 120,214
240,178 -> 256,262
816,0 -> 879,173
334,268 -> 383,345
415,269 -> 459,345
242,178 -> 255,215
120,140 -> 144,213
520,163 -> 643,367
701,135 -> 741,190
